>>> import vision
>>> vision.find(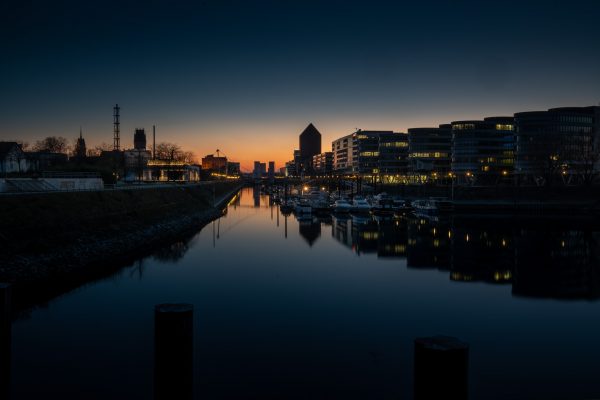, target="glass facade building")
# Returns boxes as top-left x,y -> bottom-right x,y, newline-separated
378,132 -> 409,181
514,106 -> 600,184
451,117 -> 514,184
408,124 -> 452,182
